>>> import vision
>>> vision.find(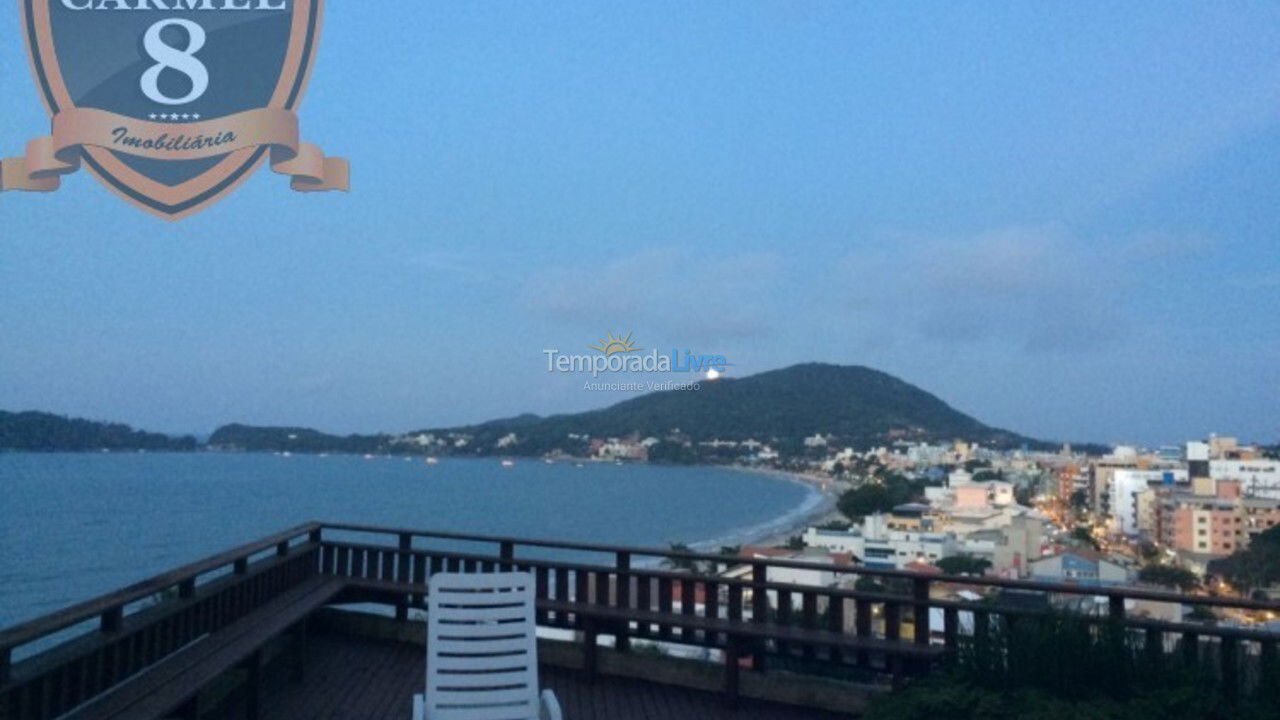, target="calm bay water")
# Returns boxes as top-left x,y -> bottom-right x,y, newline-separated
0,452 -> 818,630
